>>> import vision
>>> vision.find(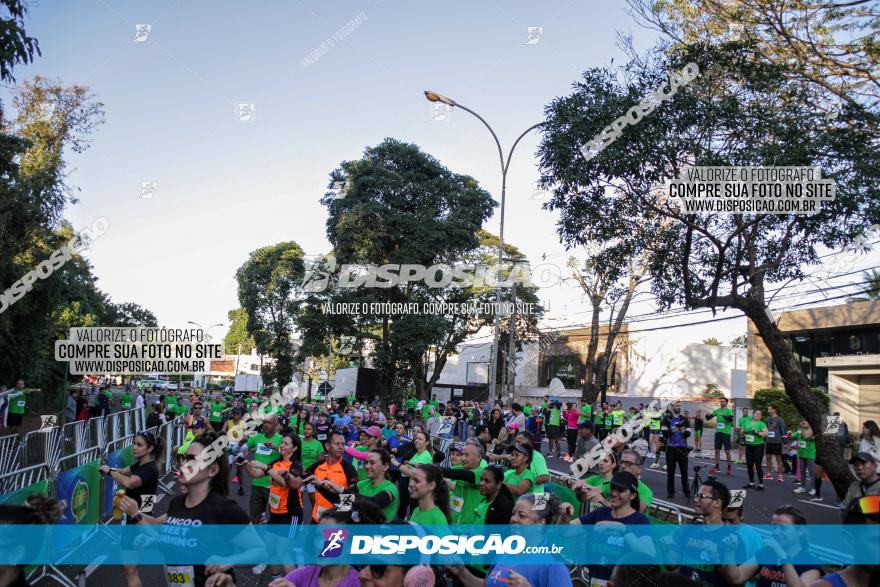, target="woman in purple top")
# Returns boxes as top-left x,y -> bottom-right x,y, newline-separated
268,498 -> 385,587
